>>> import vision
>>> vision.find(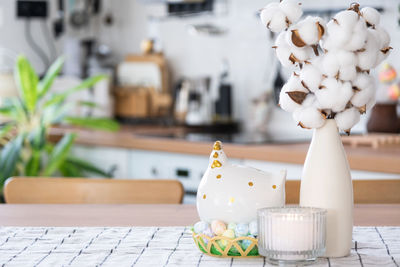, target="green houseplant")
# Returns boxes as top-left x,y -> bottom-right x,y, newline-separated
0,55 -> 119,193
